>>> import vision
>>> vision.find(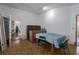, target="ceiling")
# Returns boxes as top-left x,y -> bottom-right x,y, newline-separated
0,3 -> 76,14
